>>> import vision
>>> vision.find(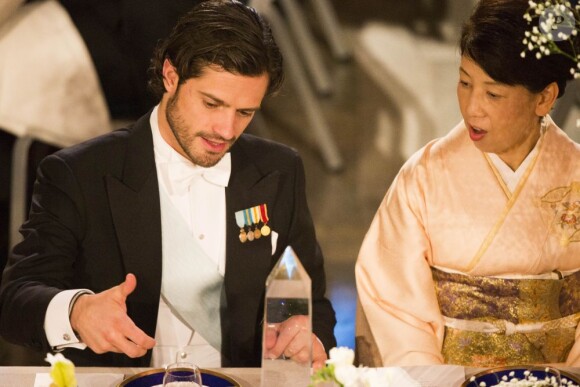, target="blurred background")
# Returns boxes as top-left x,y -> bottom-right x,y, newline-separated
1,0 -> 579,365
